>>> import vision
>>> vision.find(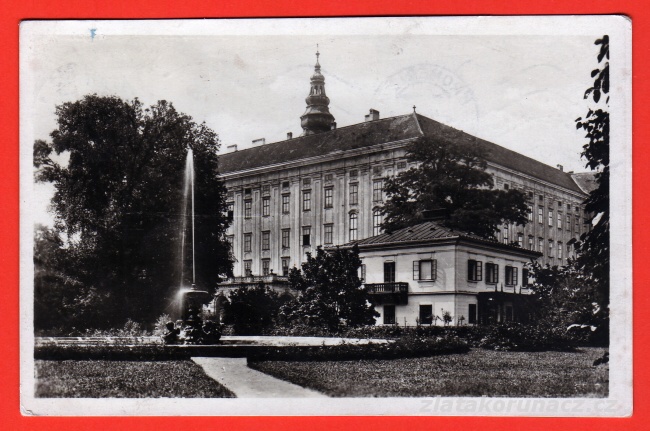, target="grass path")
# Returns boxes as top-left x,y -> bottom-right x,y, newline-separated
249,348 -> 609,397
35,360 -> 235,398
